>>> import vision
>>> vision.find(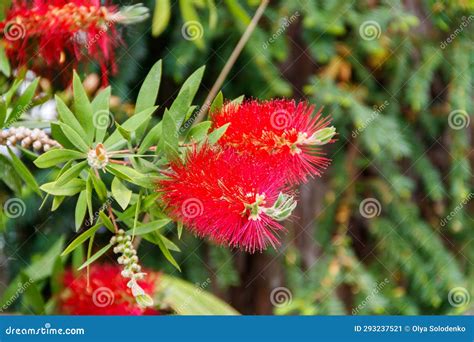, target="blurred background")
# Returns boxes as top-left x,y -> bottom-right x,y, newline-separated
1,0 -> 473,315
